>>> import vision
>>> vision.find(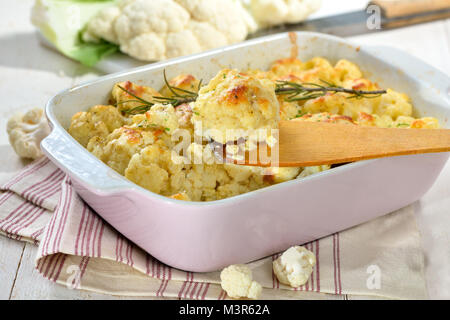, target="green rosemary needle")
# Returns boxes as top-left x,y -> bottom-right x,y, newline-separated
275,80 -> 387,102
